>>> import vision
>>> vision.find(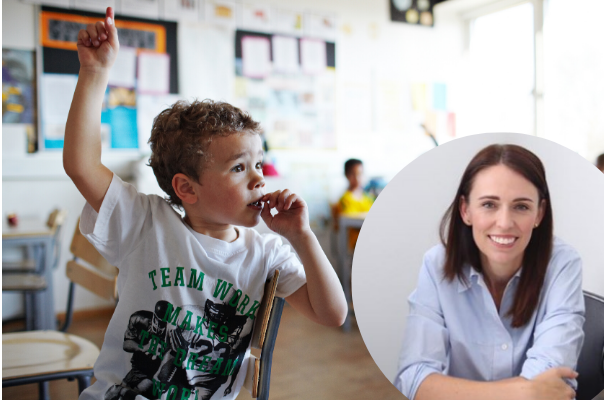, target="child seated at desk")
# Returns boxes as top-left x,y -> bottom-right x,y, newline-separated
63,8 -> 347,400
338,159 -> 374,214
337,159 -> 374,250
